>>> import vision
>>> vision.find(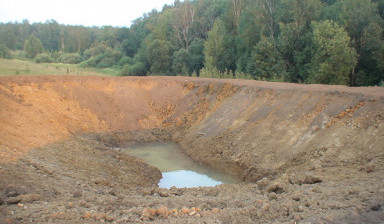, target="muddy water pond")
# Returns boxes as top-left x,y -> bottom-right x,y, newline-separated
123,142 -> 240,189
